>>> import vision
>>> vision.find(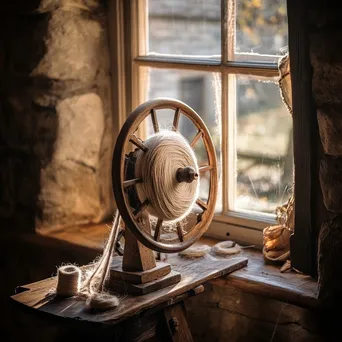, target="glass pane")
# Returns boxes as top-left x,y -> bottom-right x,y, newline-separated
234,0 -> 288,62
140,67 -> 222,210
233,75 -> 293,213
147,0 -> 221,59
